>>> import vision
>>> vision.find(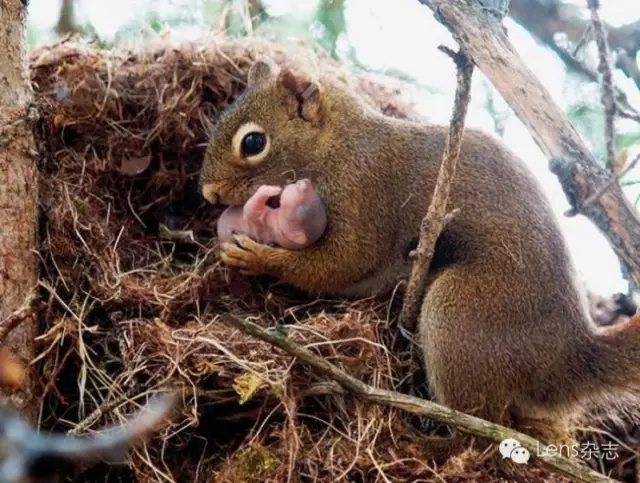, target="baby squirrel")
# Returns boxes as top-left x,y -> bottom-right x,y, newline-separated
199,56 -> 640,444
216,178 -> 327,250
